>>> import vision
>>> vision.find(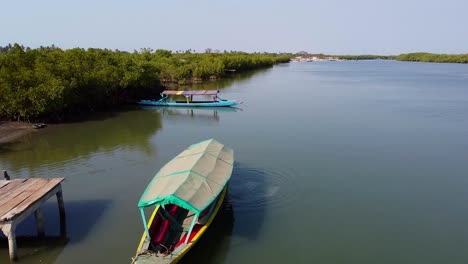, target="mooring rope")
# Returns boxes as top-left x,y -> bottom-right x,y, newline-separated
131,249 -> 156,264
